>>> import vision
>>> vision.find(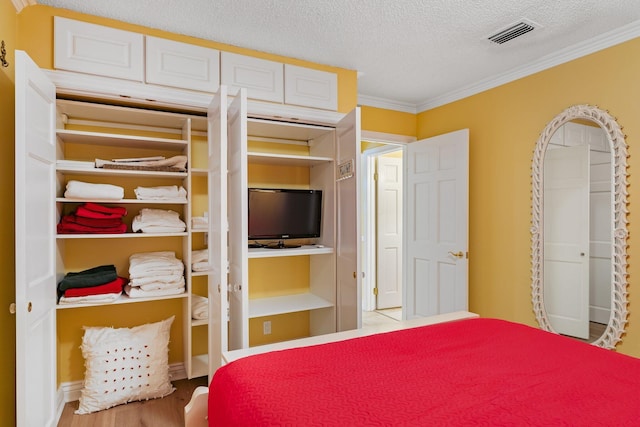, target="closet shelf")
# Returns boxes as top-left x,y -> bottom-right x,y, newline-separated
57,166 -> 187,178
57,232 -> 188,239
56,197 -> 188,204
57,129 -> 188,151
249,293 -> 333,318
191,319 -> 209,327
56,291 -> 188,310
248,151 -> 333,166
248,245 -> 333,258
